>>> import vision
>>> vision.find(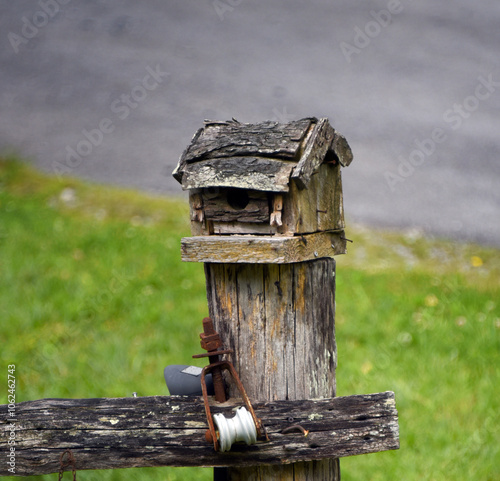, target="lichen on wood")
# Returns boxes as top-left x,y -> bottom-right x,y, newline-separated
0,392 -> 398,476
